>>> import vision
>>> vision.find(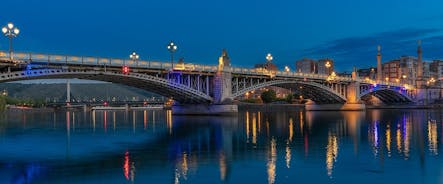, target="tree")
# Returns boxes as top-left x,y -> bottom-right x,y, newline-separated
286,93 -> 294,104
260,89 -> 276,103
